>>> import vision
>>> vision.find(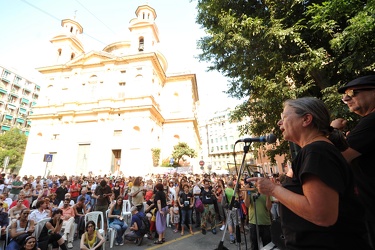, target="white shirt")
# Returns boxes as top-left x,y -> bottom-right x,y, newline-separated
29,209 -> 49,223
